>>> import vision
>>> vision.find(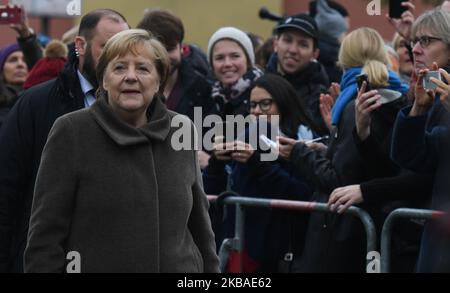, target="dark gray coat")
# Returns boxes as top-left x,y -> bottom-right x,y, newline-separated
24,97 -> 219,273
